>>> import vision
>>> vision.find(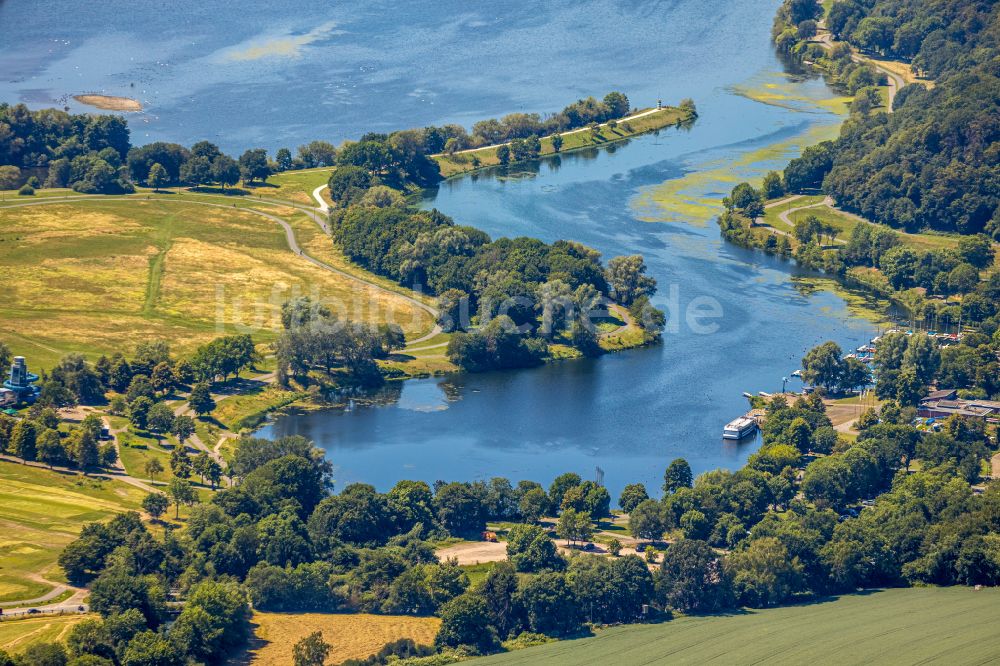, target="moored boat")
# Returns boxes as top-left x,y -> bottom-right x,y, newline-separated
723,416 -> 758,440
